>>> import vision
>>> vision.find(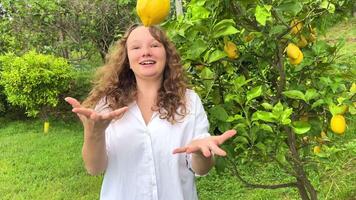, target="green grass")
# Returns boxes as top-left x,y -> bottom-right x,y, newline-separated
0,119 -> 102,200
322,17 -> 356,68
